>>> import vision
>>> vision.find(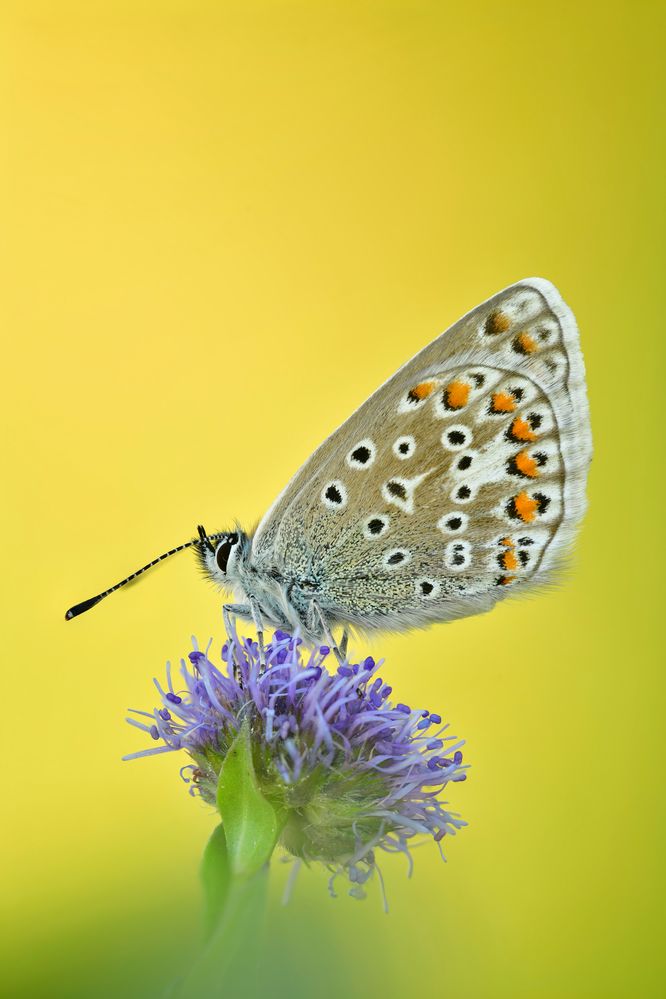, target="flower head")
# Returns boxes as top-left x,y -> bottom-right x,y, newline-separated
125,627 -> 468,901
